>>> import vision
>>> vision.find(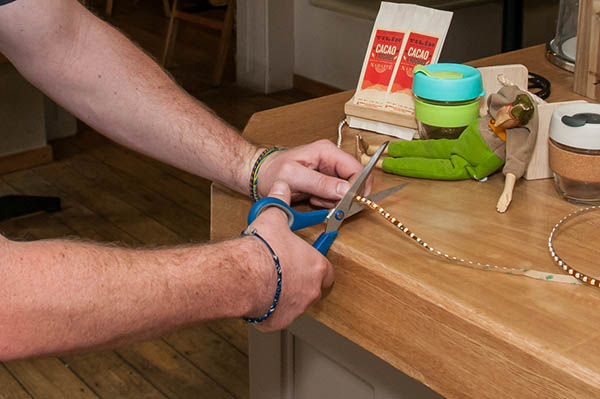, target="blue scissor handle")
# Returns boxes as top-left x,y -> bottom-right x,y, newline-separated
247,197 -> 336,255
313,231 -> 338,256
247,197 -> 329,232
